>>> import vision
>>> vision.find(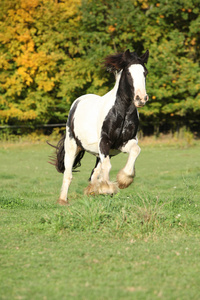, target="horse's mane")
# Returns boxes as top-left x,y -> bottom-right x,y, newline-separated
104,49 -> 149,73
104,50 -> 140,73
104,53 -> 125,72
